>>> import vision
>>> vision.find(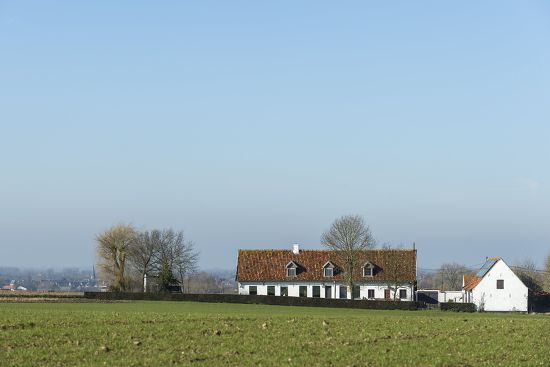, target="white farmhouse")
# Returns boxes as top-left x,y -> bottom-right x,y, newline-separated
463,257 -> 528,312
236,244 -> 417,301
